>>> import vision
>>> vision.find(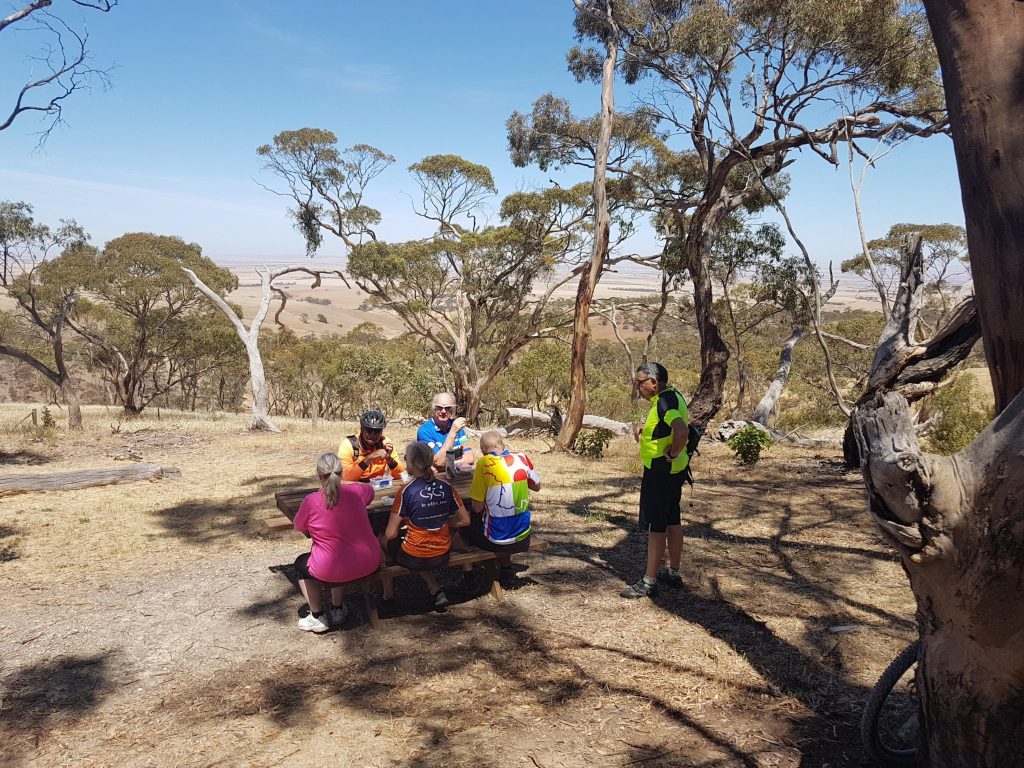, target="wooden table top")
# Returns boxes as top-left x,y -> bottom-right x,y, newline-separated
274,474 -> 474,521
